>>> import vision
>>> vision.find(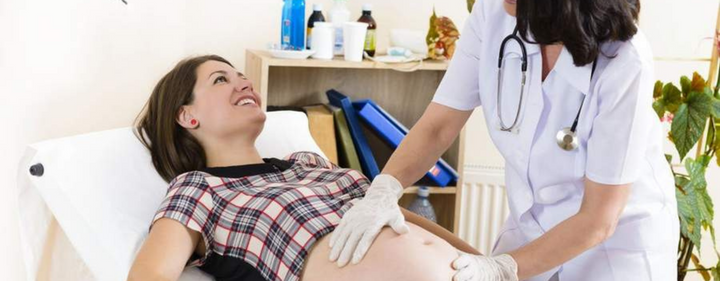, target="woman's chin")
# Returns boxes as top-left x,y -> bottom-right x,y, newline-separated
254,110 -> 267,123
503,2 -> 516,17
